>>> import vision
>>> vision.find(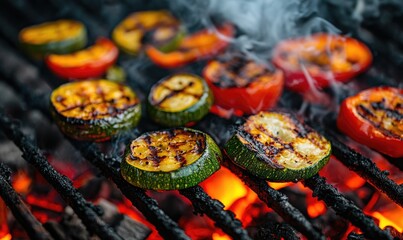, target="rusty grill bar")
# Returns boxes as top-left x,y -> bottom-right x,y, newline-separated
0,1 -> 402,240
